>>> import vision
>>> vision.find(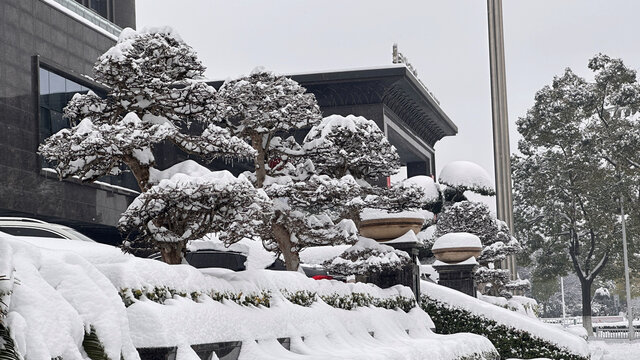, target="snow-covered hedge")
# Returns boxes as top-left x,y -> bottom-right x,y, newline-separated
421,281 -> 589,360
2,235 -> 503,359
